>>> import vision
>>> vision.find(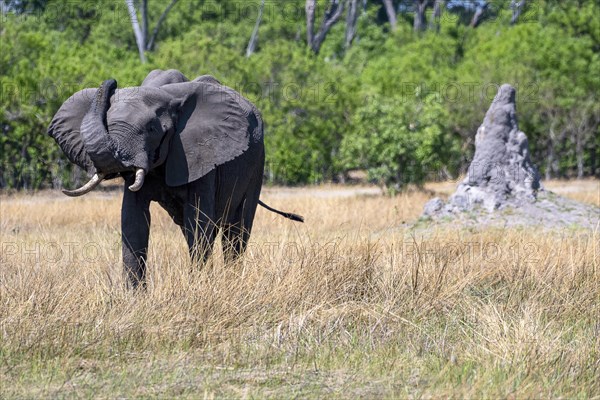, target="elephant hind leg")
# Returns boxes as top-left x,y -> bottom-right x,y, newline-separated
221,221 -> 249,264
218,149 -> 264,264
222,187 -> 261,263
183,205 -> 217,264
183,172 -> 218,265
